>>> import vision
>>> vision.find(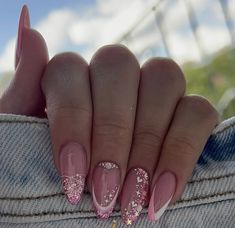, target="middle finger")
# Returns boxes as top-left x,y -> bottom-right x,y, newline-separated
88,45 -> 140,219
